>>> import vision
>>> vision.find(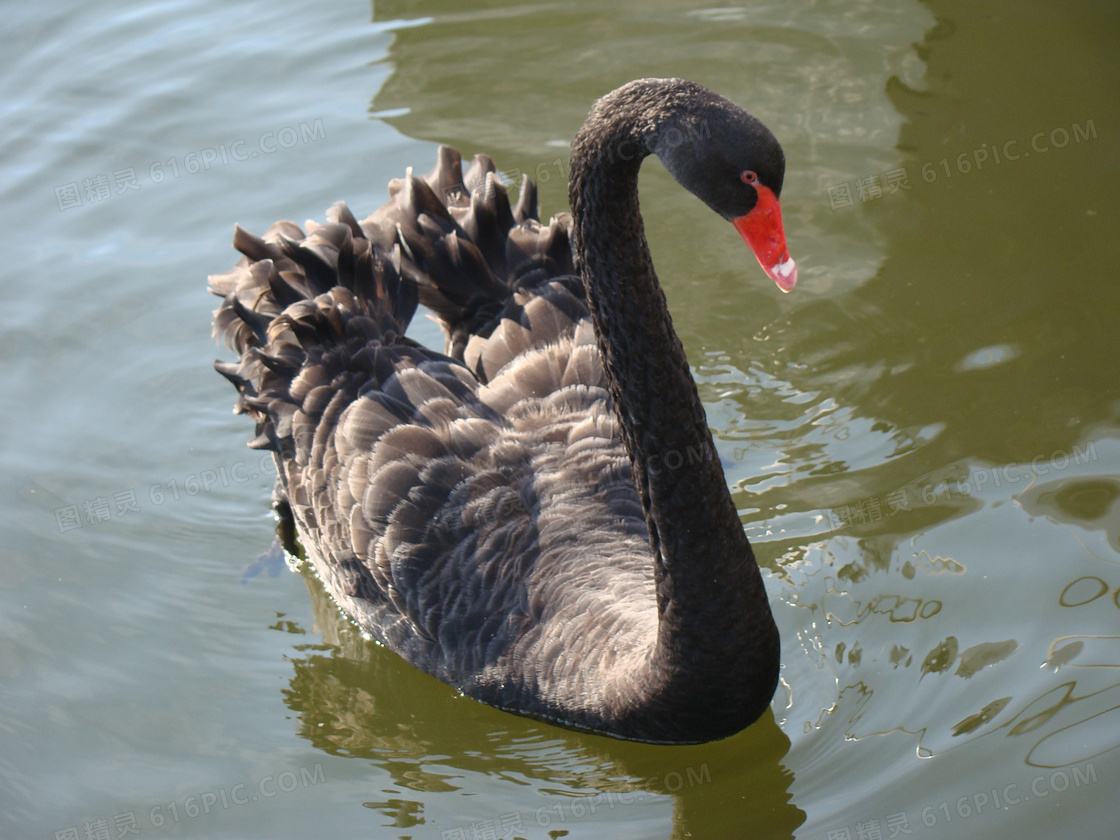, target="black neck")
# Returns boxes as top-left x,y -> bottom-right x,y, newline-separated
568,80 -> 778,731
